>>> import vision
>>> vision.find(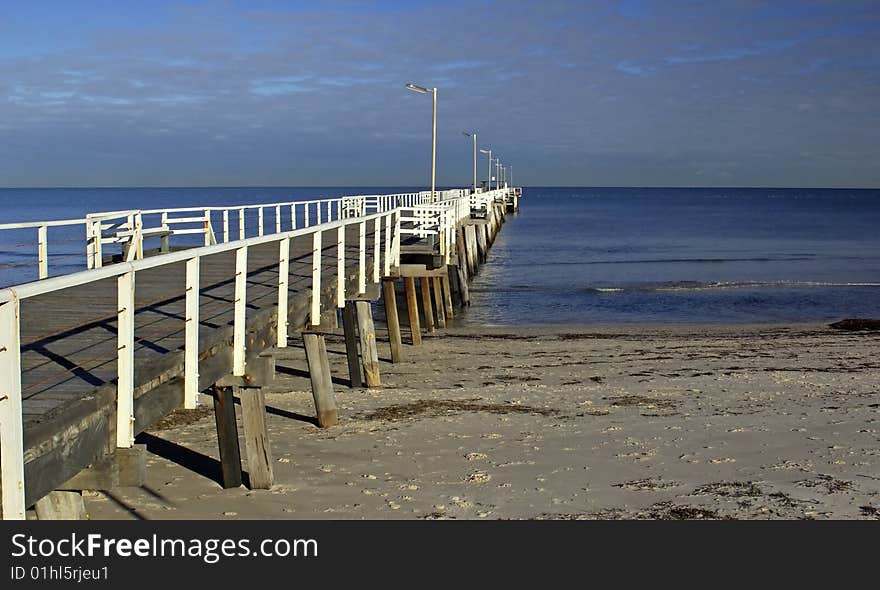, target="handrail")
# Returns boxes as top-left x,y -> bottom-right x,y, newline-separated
0,186 -> 515,519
